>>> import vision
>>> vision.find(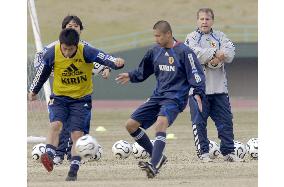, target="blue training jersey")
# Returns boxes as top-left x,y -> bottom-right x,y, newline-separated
30,43 -> 123,95
128,41 -> 205,110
